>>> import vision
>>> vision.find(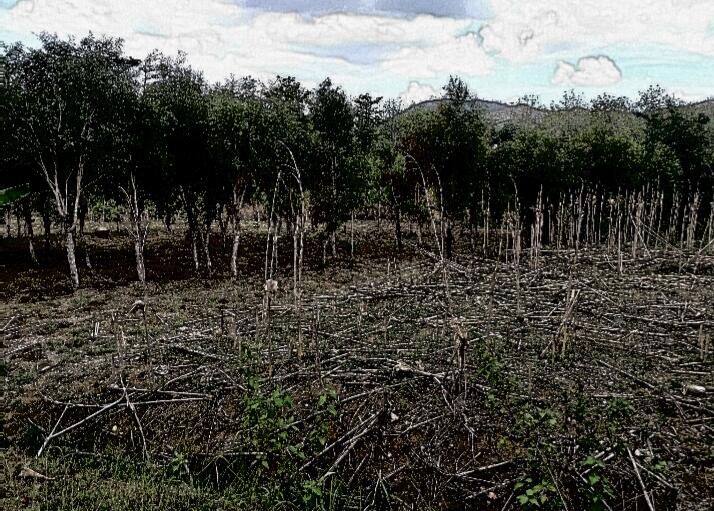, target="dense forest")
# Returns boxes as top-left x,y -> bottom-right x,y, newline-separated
1,33 -> 713,289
